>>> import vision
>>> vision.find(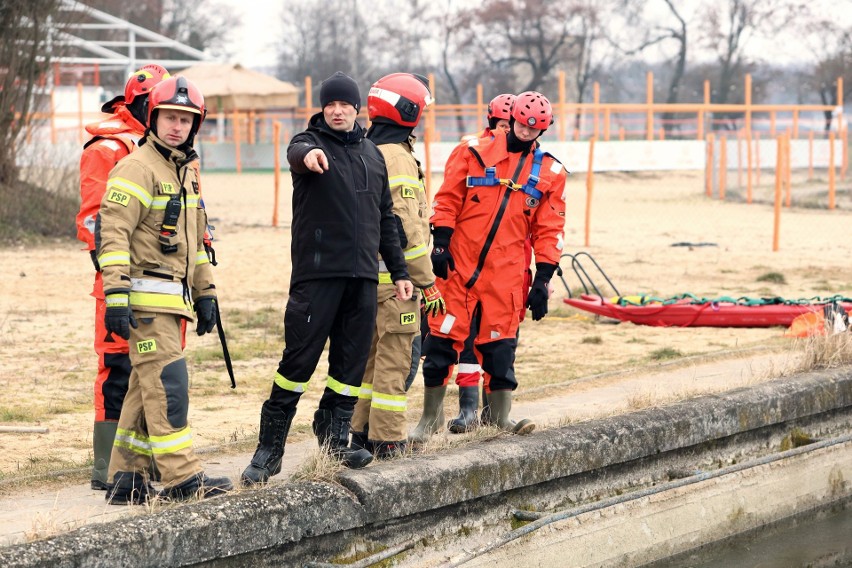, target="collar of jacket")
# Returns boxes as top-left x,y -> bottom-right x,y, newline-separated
141,131 -> 199,167
308,111 -> 365,145
84,105 -> 144,137
473,130 -> 540,166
